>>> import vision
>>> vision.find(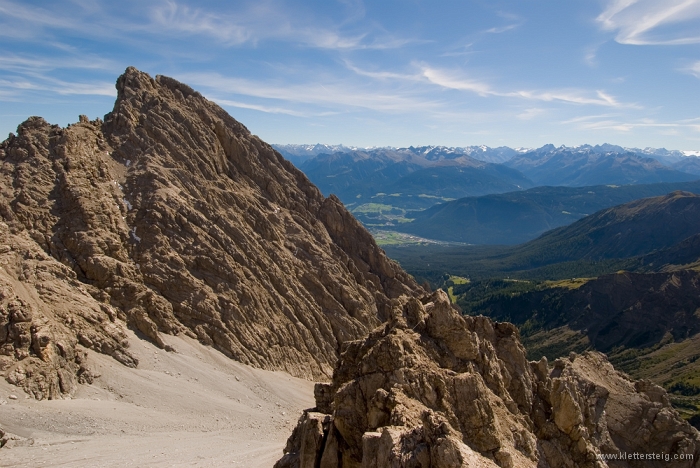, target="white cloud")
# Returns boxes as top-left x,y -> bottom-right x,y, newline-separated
337,0 -> 366,22
0,0 -> 410,51
511,89 -> 631,107
344,62 -> 423,81
517,108 -> 546,120
687,61 -> 700,77
484,24 -> 519,34
0,54 -> 115,73
0,75 -> 115,98
348,62 -> 636,109
150,1 -> 253,45
0,0 -> 81,38
176,72 -> 443,114
563,115 -> 700,133
420,66 -> 635,108
214,99 -> 318,117
421,67 -> 494,96
597,0 -> 700,45
0,50 -> 118,102
583,43 -> 605,67
148,0 -> 410,50
560,114 -> 620,124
